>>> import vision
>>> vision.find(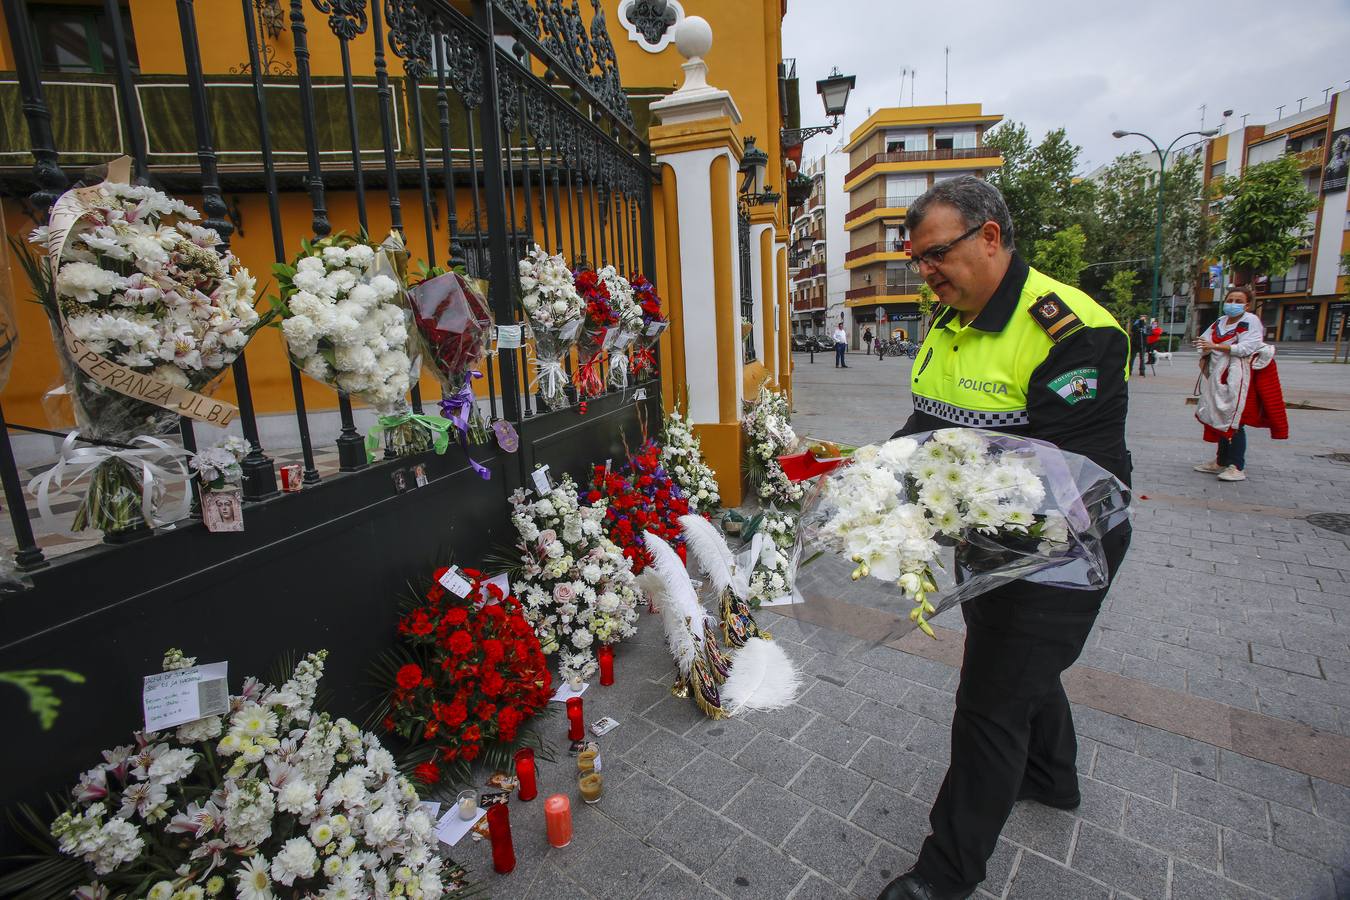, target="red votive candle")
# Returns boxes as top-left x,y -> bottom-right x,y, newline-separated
597,645 -> 615,686
544,793 -> 573,848
487,803 -> 515,874
566,696 -> 584,741
514,748 -> 537,801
